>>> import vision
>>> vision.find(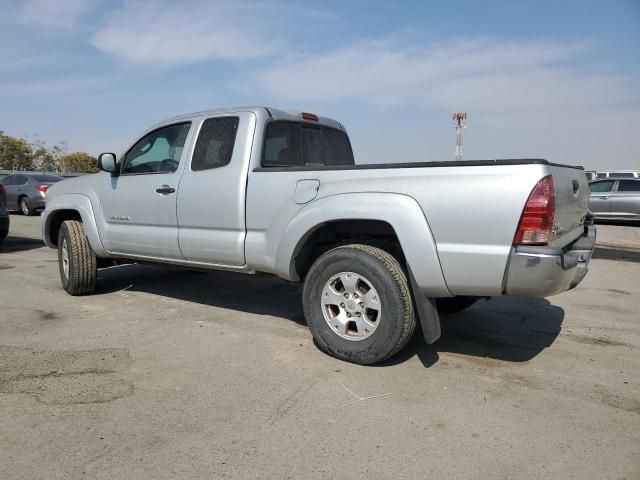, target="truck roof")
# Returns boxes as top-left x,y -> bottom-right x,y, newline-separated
154,106 -> 345,131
